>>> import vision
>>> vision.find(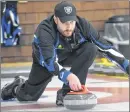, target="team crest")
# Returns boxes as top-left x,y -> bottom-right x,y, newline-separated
64,6 -> 72,14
